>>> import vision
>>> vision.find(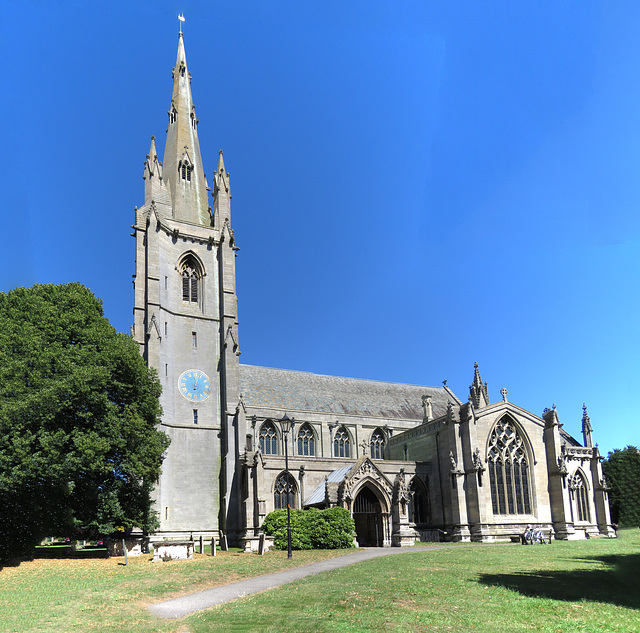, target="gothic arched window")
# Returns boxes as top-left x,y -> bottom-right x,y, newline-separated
259,421 -> 278,455
572,471 -> 591,522
333,426 -> 350,458
297,424 -> 315,457
181,261 -> 200,304
274,472 -> 297,510
488,417 -> 532,515
370,429 -> 386,459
